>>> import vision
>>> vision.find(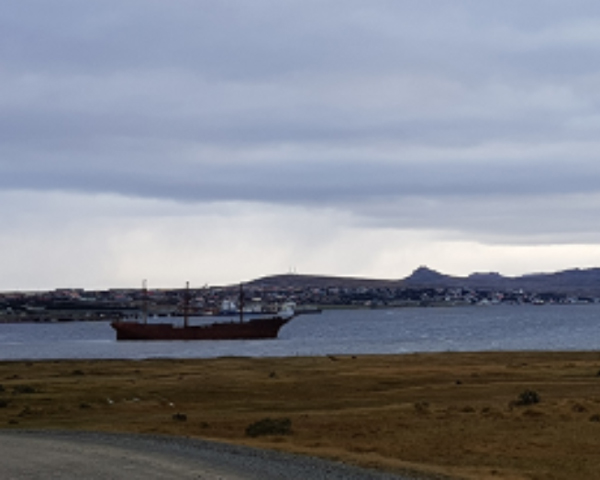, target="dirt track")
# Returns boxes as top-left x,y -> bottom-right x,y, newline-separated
0,431 -> 414,480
